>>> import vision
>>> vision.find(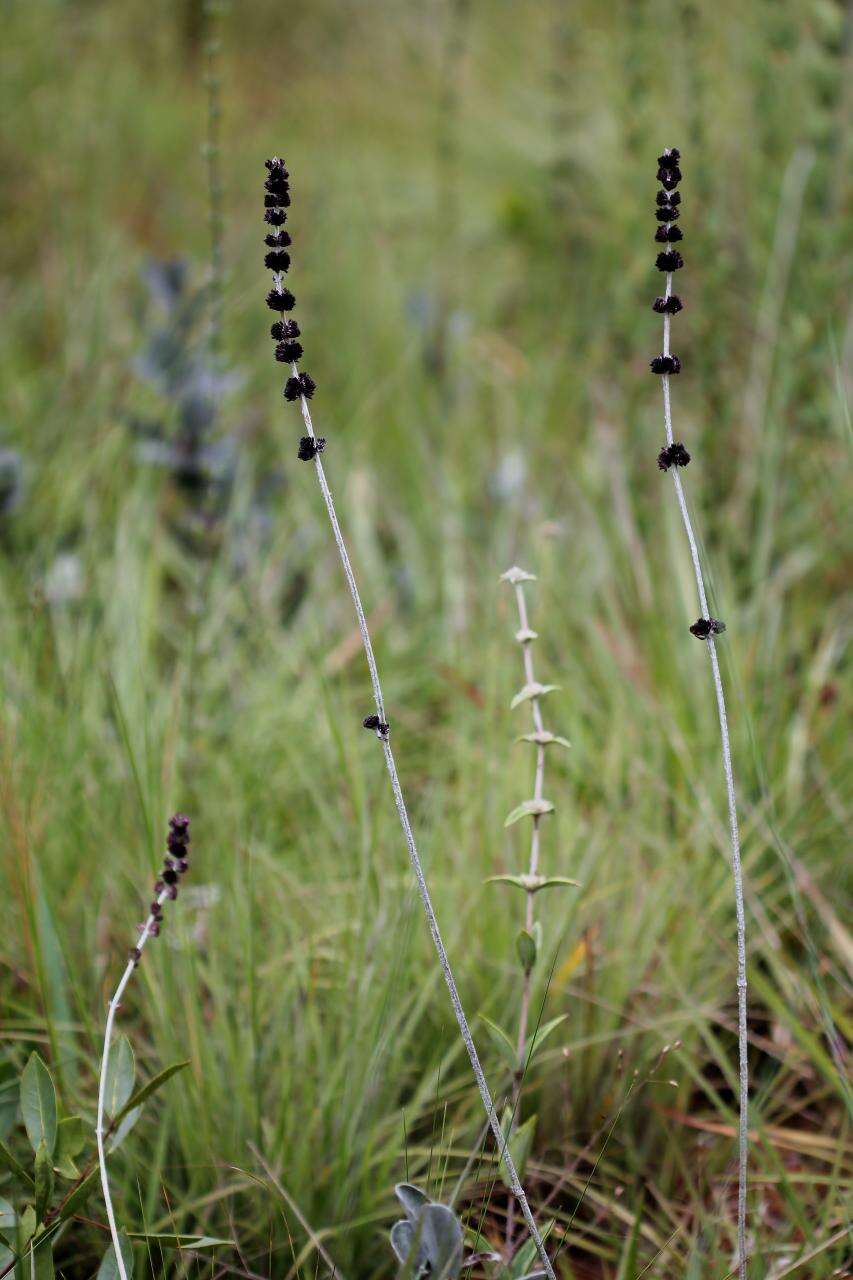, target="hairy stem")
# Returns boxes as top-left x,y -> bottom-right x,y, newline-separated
660,265 -> 749,1275
96,892 -> 166,1280
289,376 -> 556,1280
